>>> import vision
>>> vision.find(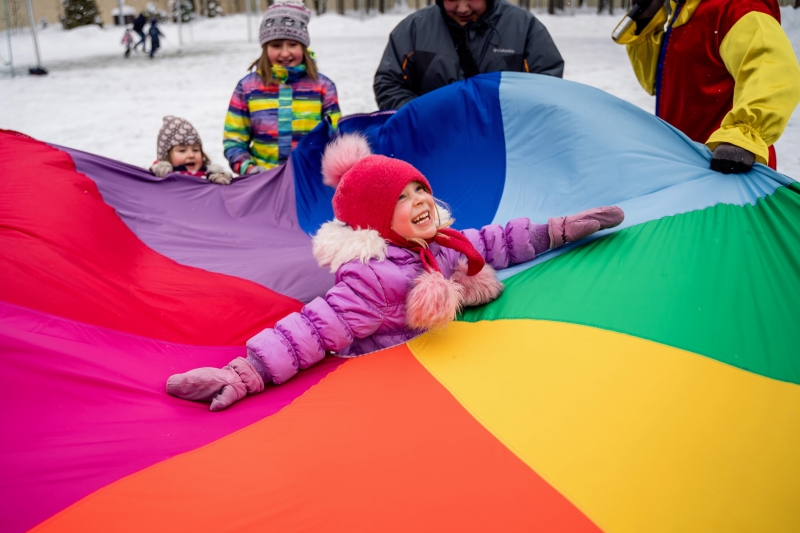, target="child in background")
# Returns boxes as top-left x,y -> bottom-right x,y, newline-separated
150,116 -> 234,185
167,134 -> 625,410
223,0 -> 341,175
121,29 -> 134,58
148,19 -> 163,59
